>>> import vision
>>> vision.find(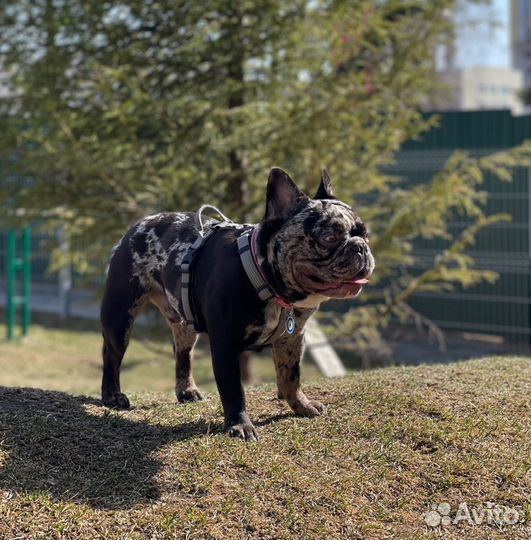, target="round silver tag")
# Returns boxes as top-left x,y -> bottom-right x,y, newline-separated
286,313 -> 296,335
